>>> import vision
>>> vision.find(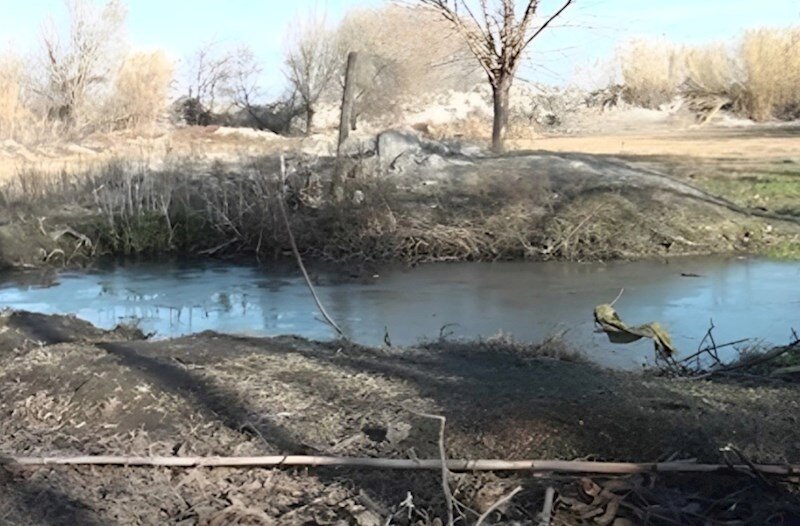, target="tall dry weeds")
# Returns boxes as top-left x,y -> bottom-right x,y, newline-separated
106,51 -> 174,131
618,27 -> 800,121
741,28 -> 800,121
0,54 -> 32,141
619,39 -> 684,108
